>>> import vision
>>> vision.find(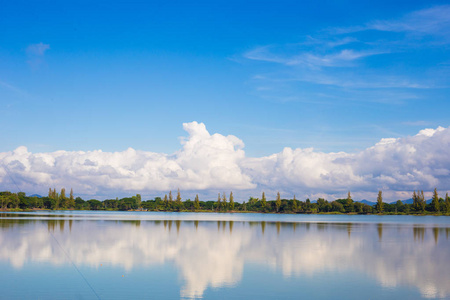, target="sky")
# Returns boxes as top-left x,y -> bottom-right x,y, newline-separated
1,0 -> 449,201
